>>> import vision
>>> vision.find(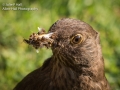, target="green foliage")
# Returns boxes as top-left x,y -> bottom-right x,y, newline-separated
0,0 -> 120,89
